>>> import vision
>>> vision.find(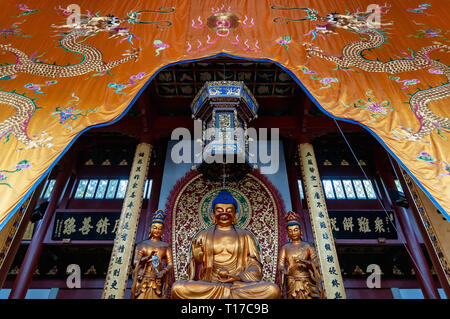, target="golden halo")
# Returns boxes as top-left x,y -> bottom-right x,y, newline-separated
197,187 -> 251,229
